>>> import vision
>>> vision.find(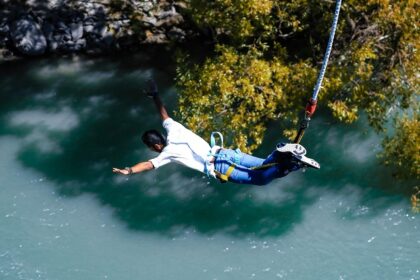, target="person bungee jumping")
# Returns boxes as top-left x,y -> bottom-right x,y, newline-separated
112,80 -> 320,185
